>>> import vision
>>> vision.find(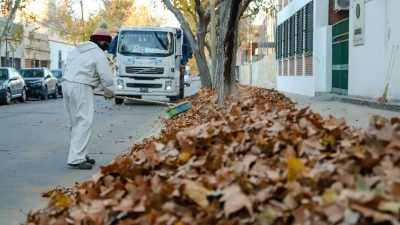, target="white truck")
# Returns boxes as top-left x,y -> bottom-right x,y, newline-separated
110,26 -> 191,104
